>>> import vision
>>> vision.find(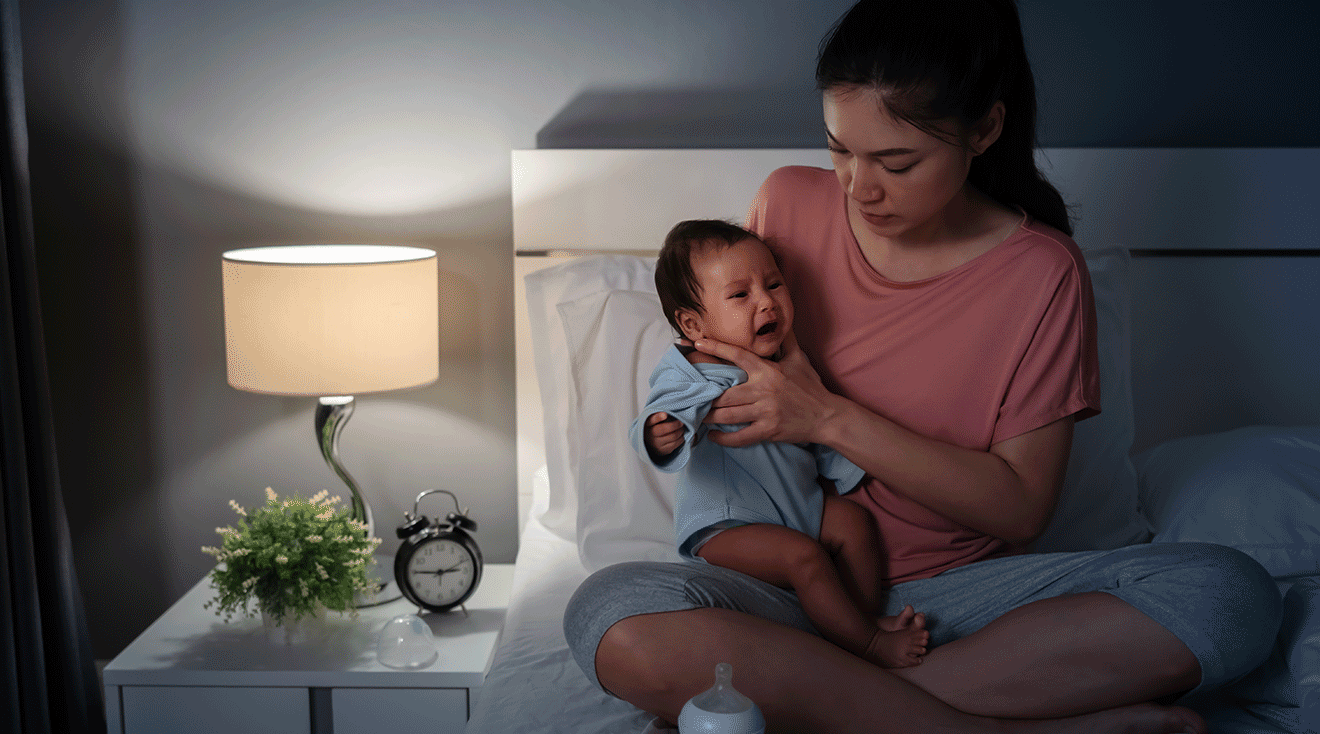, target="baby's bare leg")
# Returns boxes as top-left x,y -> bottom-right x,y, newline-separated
697,524 -> 923,667
819,497 -> 930,664
818,496 -> 884,613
